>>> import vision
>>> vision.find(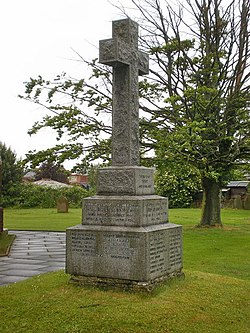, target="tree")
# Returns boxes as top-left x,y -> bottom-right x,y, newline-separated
35,161 -> 70,184
155,161 -> 202,208
19,0 -> 250,226
19,60 -> 113,171
0,142 -> 23,207
136,0 -> 250,226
